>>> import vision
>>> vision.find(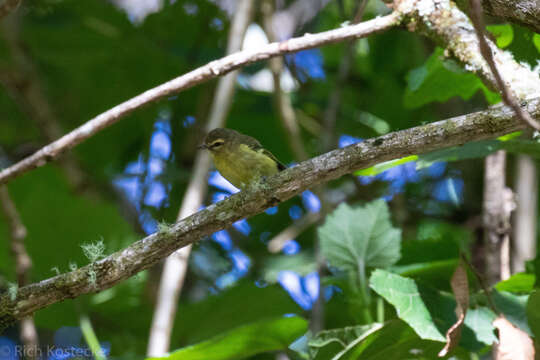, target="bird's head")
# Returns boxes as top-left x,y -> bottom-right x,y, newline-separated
199,128 -> 238,153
